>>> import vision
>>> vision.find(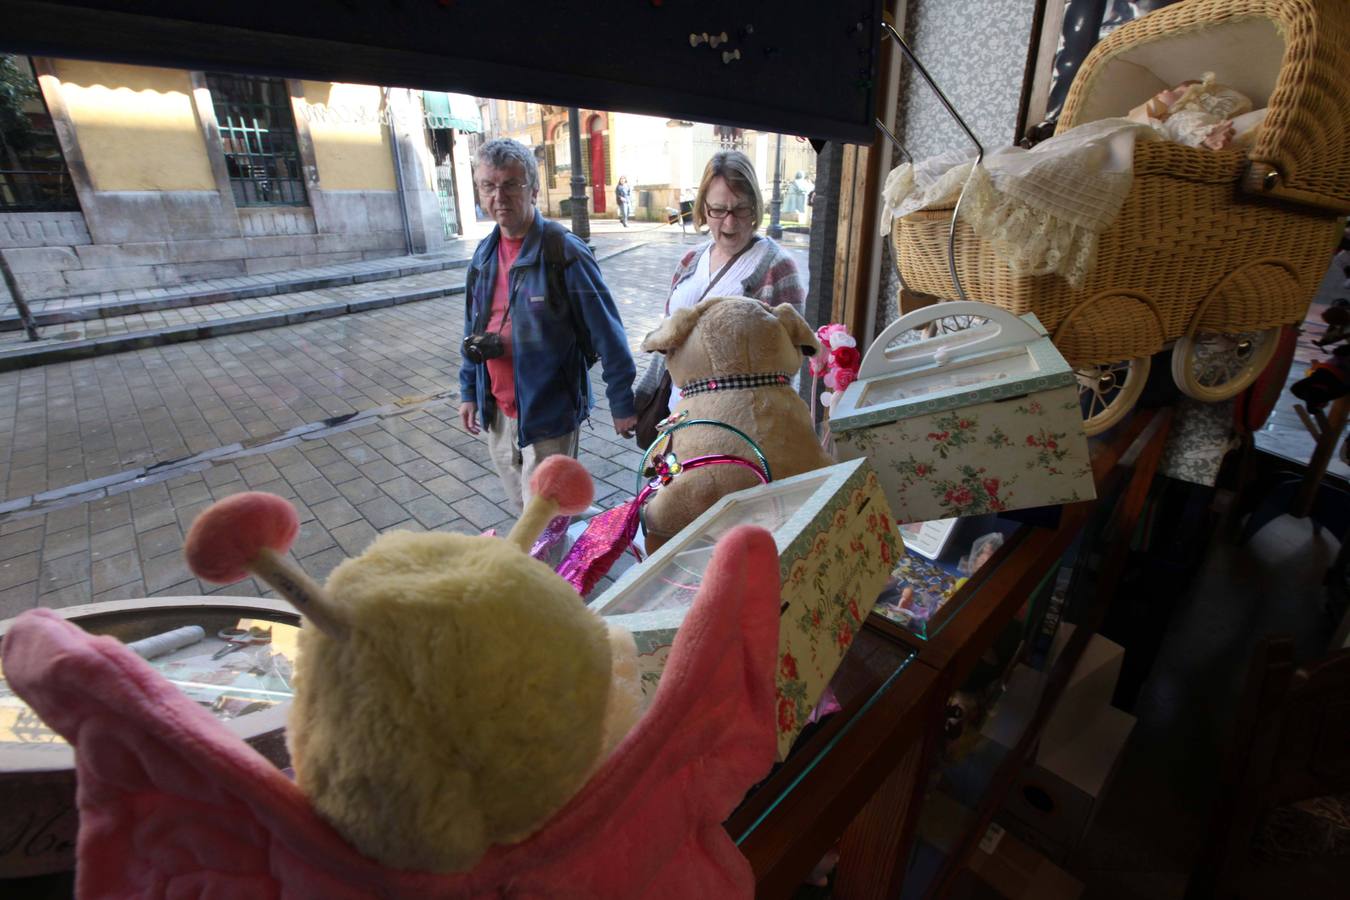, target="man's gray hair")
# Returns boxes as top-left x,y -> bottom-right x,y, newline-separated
477,138 -> 539,194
